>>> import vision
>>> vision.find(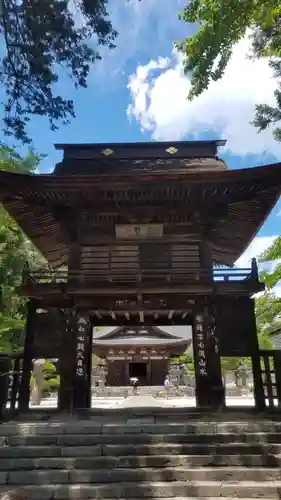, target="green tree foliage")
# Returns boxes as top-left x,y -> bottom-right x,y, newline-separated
171,325 -> 274,383
221,328 -> 274,383
1,0 -> 117,143
255,292 -> 281,336
254,237 -> 281,339
176,0 -> 281,140
259,237 -> 281,289
170,350 -> 194,373
30,359 -> 60,401
0,145 -> 45,351
41,360 -> 60,396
